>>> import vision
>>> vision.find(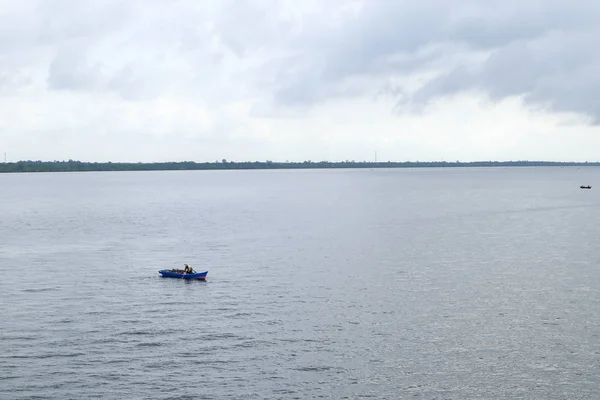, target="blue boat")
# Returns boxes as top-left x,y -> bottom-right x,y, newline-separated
158,269 -> 208,280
